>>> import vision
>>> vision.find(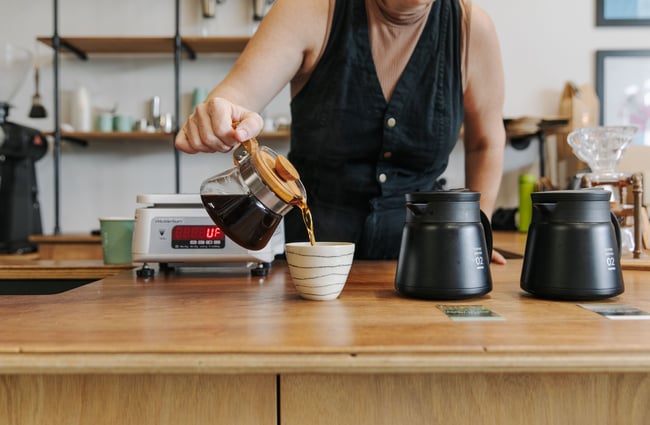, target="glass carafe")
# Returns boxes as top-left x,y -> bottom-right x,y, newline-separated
200,142 -> 306,251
